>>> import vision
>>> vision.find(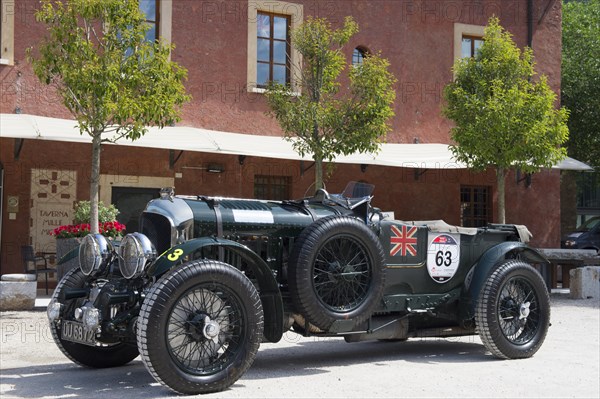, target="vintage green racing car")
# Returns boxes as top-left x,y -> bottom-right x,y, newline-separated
48,181 -> 551,394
